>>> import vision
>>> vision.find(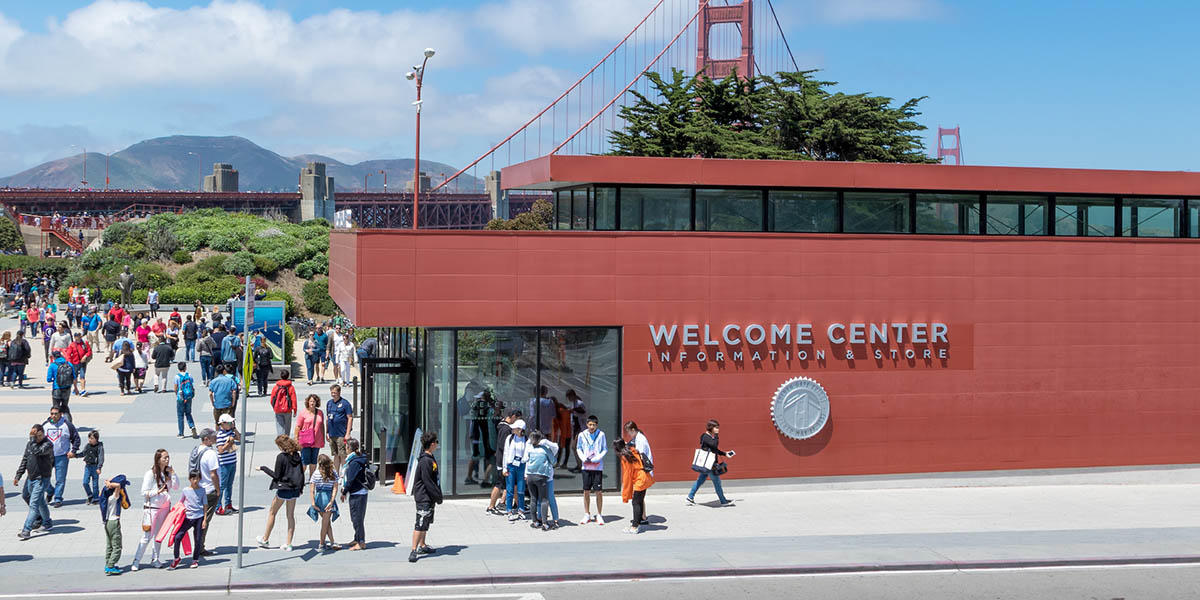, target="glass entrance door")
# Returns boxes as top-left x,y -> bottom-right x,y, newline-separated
362,360 -> 416,479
